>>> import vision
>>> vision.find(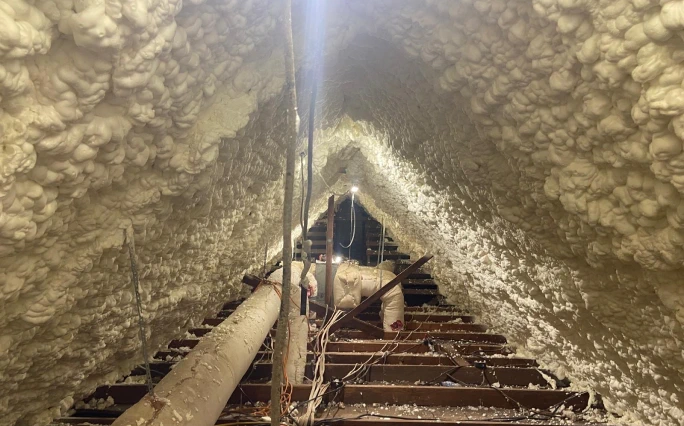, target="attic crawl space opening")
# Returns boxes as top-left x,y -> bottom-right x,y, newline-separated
295,195 -> 409,266
1,0 -> 684,425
